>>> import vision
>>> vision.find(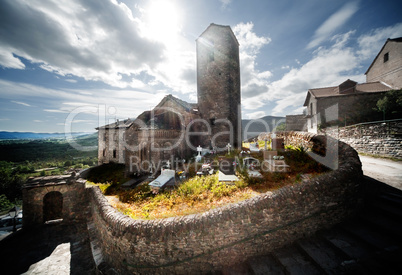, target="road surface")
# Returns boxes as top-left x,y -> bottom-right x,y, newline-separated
359,155 -> 402,190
